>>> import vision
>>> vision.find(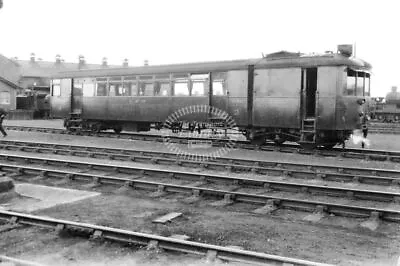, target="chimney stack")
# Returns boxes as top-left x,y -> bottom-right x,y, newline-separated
30,53 -> 36,63
123,58 -> 129,67
144,60 -> 149,66
102,57 -> 108,67
55,54 -> 62,64
78,55 -> 85,69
